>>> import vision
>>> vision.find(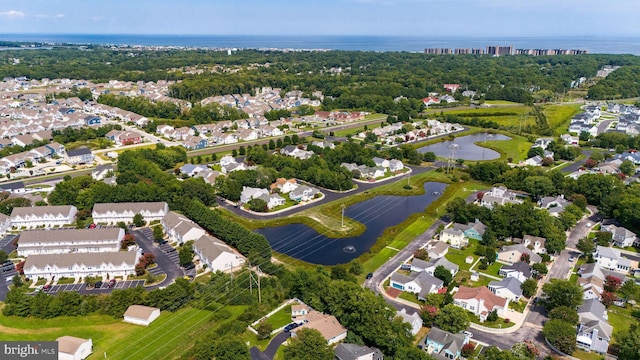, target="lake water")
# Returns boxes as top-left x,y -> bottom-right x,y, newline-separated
256,182 -> 447,265
417,133 -> 511,161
